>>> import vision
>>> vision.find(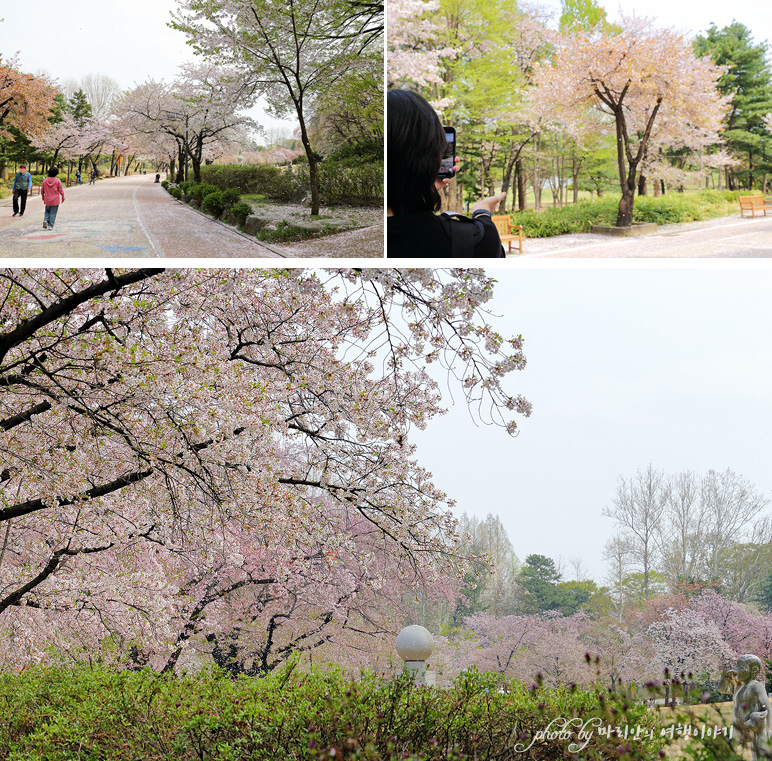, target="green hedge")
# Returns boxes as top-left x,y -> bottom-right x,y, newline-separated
200,162 -> 383,206
514,190 -> 744,238
297,162 -> 383,206
0,664 -> 667,761
201,165 -> 300,201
